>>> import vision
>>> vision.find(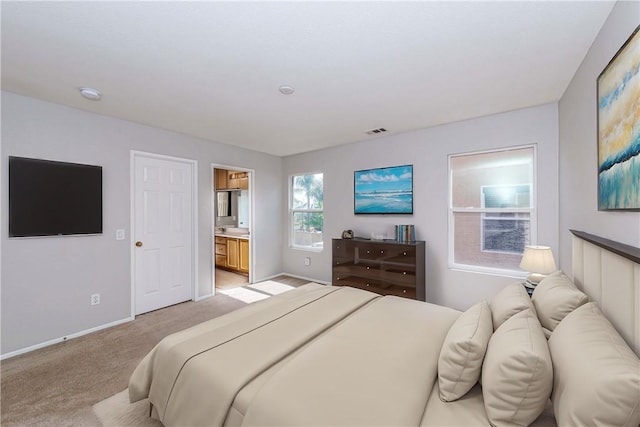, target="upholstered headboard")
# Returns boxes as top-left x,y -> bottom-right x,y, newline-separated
571,230 -> 640,356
